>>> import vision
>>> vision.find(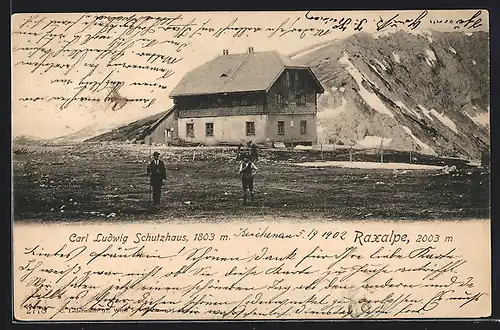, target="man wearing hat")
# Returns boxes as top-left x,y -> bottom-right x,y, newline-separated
239,153 -> 259,204
147,151 -> 167,205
